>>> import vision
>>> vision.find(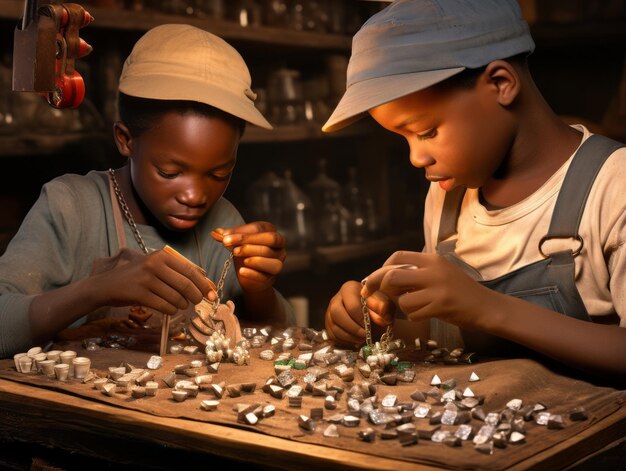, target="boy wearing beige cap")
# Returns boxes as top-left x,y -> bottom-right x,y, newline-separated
323,0 -> 626,382
0,24 -> 293,357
